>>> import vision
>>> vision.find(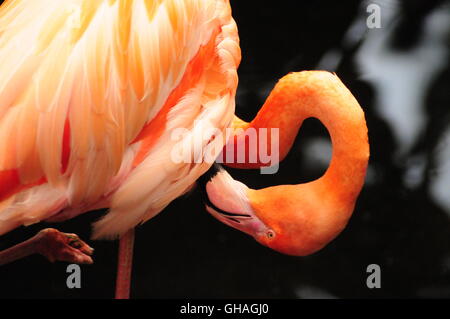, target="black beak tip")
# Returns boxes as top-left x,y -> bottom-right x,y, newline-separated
197,163 -> 222,189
